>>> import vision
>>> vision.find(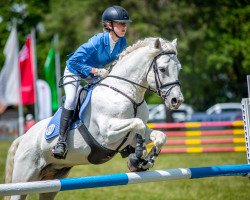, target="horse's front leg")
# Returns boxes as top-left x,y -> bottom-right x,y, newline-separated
107,118 -> 147,162
148,128 -> 167,152
107,118 -> 147,145
145,128 -> 167,167
128,127 -> 167,172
